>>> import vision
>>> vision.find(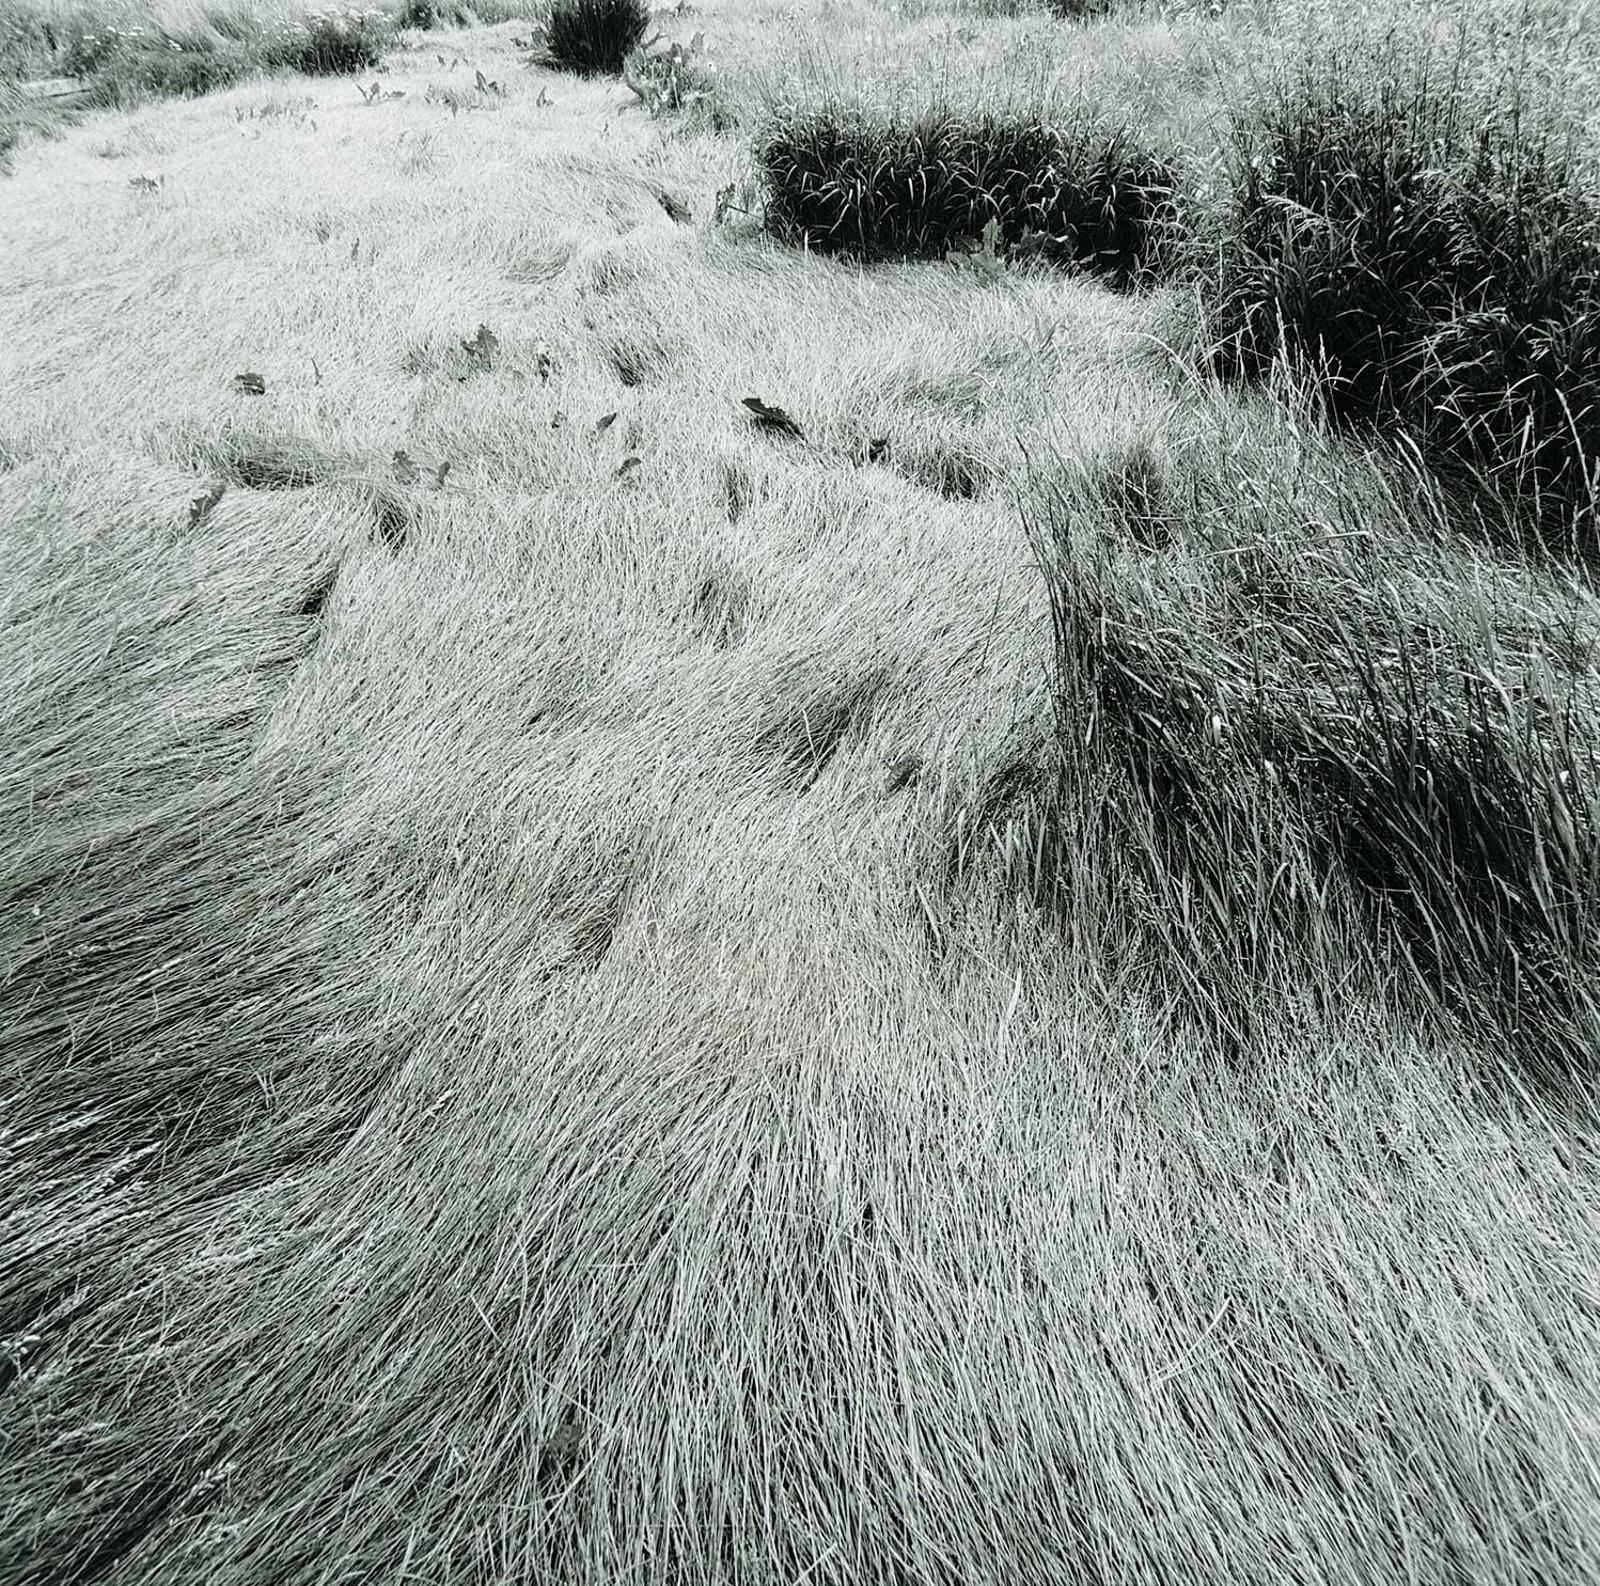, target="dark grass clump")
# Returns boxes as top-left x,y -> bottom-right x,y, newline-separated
543,0 -> 650,79
0,11 -> 61,82
264,9 -> 390,76
756,105 -> 1181,286
1206,53 -> 1600,553
1020,405 -> 1600,1090
188,430 -> 348,491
